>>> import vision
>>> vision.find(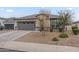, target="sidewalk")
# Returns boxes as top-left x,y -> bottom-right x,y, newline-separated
0,41 -> 79,52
